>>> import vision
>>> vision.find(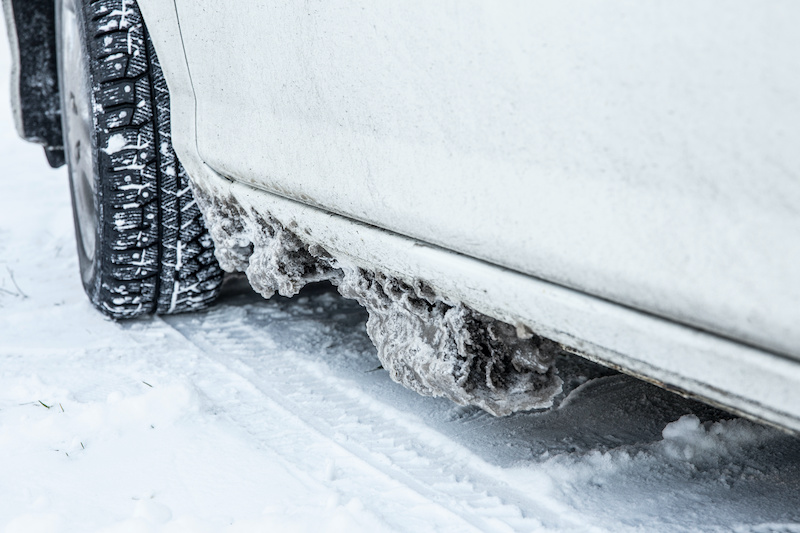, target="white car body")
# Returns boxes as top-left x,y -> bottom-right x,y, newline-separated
134,1 -> 799,430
